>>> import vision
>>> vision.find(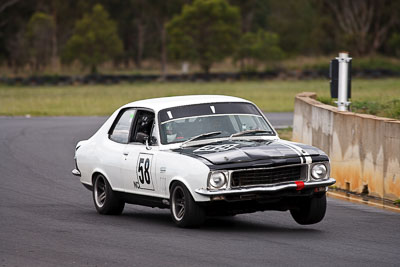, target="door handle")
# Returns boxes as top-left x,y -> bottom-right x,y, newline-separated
123,151 -> 129,156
